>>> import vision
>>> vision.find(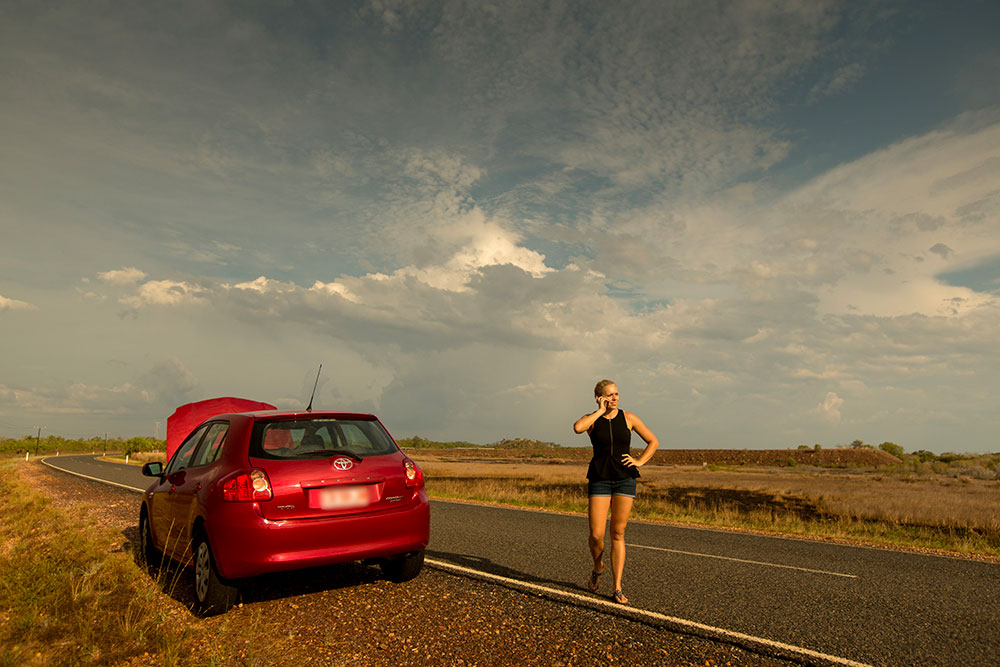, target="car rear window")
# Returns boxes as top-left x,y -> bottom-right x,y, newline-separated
249,418 -> 398,460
